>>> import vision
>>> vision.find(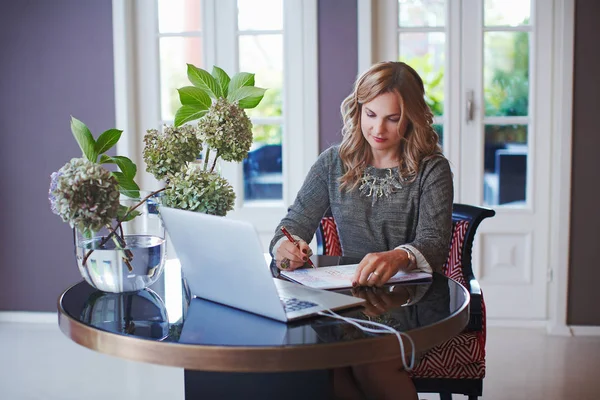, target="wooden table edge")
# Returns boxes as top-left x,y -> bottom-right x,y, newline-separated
57,282 -> 470,373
